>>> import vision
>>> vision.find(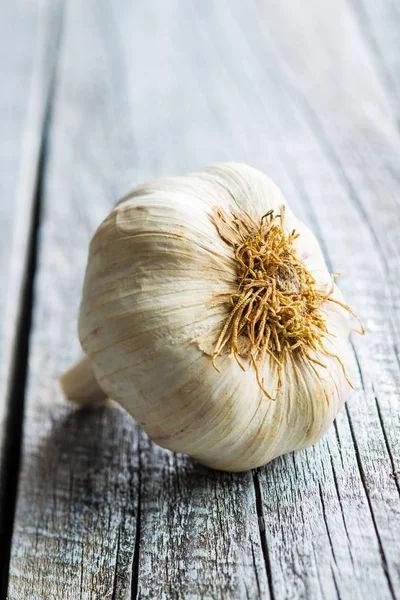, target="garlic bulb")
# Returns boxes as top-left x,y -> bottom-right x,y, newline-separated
61,163 -> 362,472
